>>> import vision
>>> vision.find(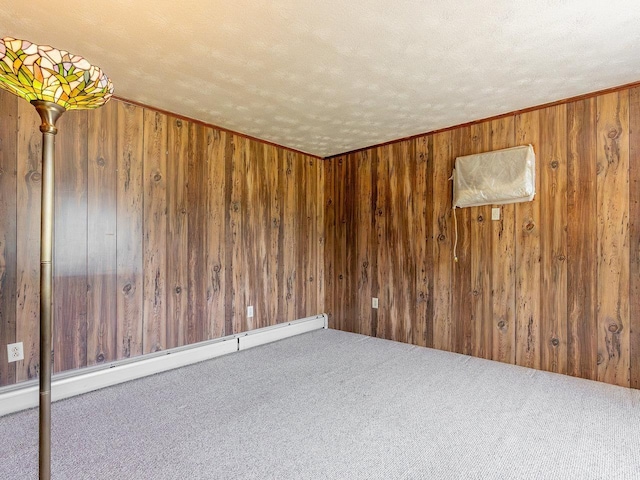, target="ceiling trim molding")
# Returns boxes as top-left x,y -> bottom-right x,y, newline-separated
113,95 -> 323,160
325,79 -> 640,159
